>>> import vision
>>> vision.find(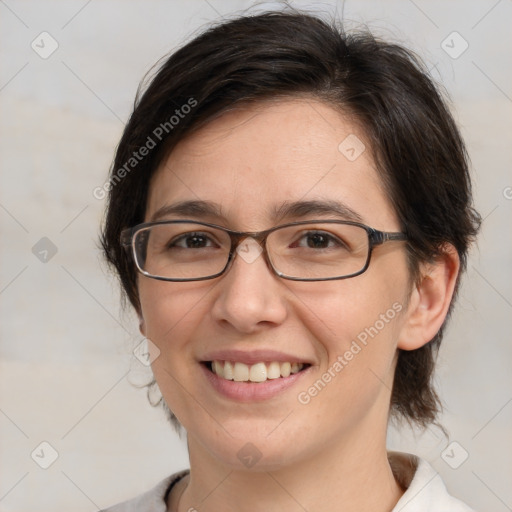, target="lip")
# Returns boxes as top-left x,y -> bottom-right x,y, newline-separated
200,362 -> 311,402
200,349 -> 313,366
